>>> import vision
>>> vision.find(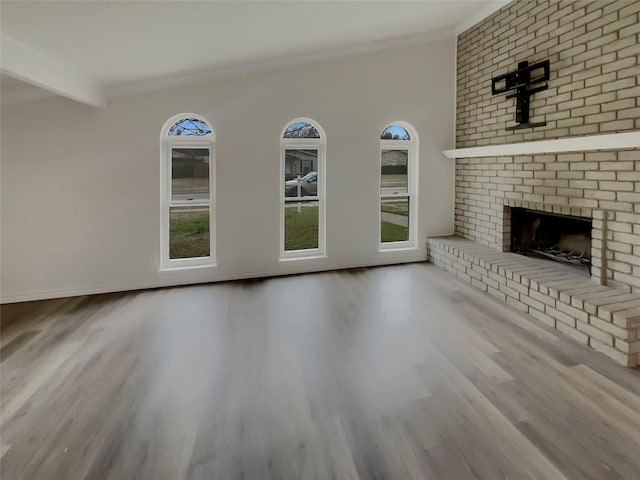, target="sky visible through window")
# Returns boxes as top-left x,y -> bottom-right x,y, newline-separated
168,118 -> 212,136
381,125 -> 410,140
283,122 -> 320,138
